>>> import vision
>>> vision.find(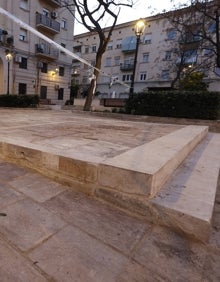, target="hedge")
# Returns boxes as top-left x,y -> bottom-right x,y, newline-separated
125,91 -> 220,120
0,94 -> 39,108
